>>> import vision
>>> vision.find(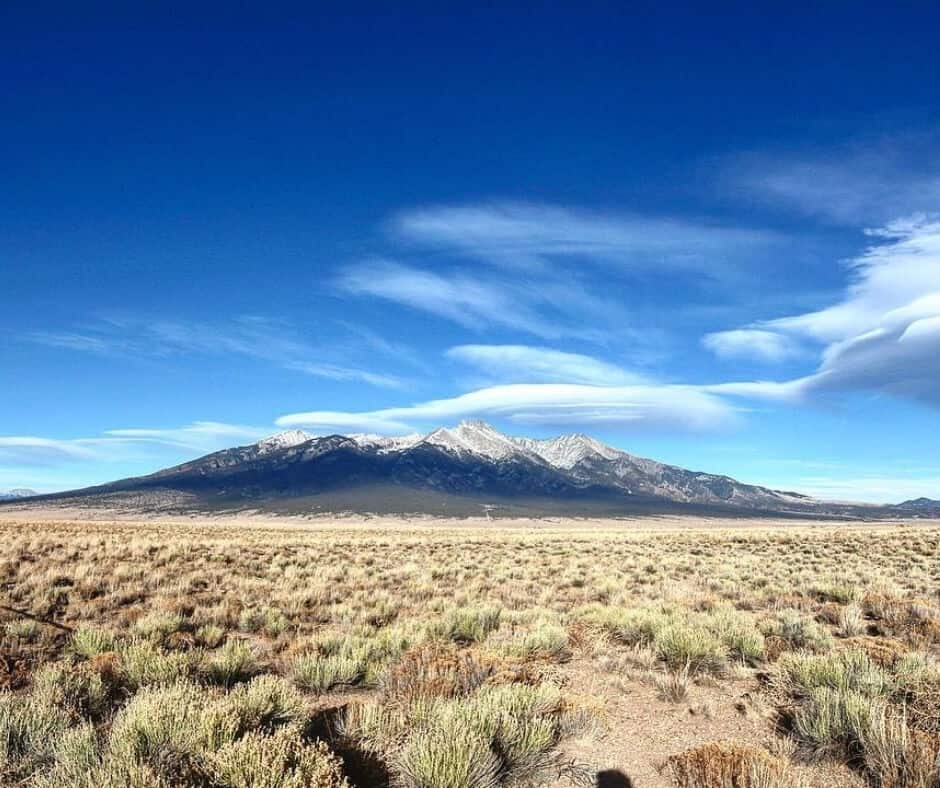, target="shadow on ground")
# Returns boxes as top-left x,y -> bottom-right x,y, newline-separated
596,769 -> 633,787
